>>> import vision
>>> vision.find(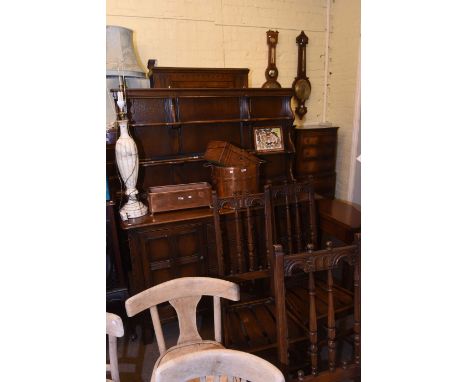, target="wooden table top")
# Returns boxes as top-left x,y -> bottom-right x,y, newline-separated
120,206 -> 213,230
317,198 -> 361,232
